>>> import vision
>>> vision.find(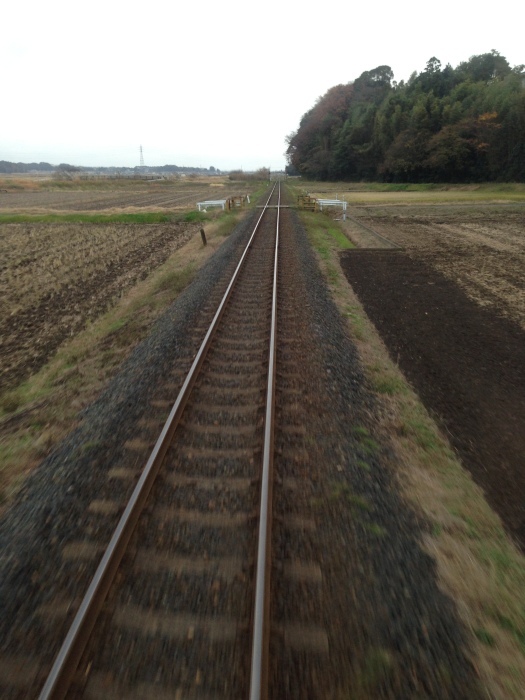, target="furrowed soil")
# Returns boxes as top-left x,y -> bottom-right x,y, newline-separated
340,204 -> 525,549
0,179 -> 243,213
0,222 -> 196,390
